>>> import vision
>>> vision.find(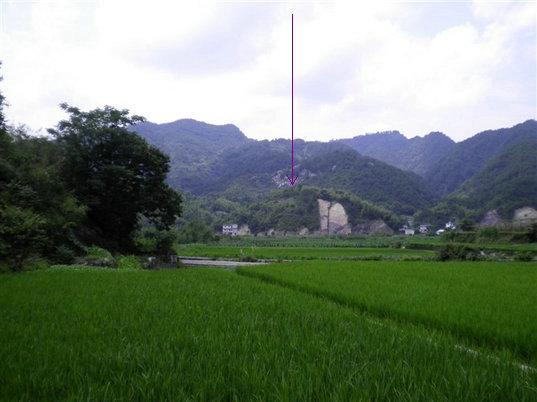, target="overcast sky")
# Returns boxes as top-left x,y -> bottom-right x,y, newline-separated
0,0 -> 535,141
